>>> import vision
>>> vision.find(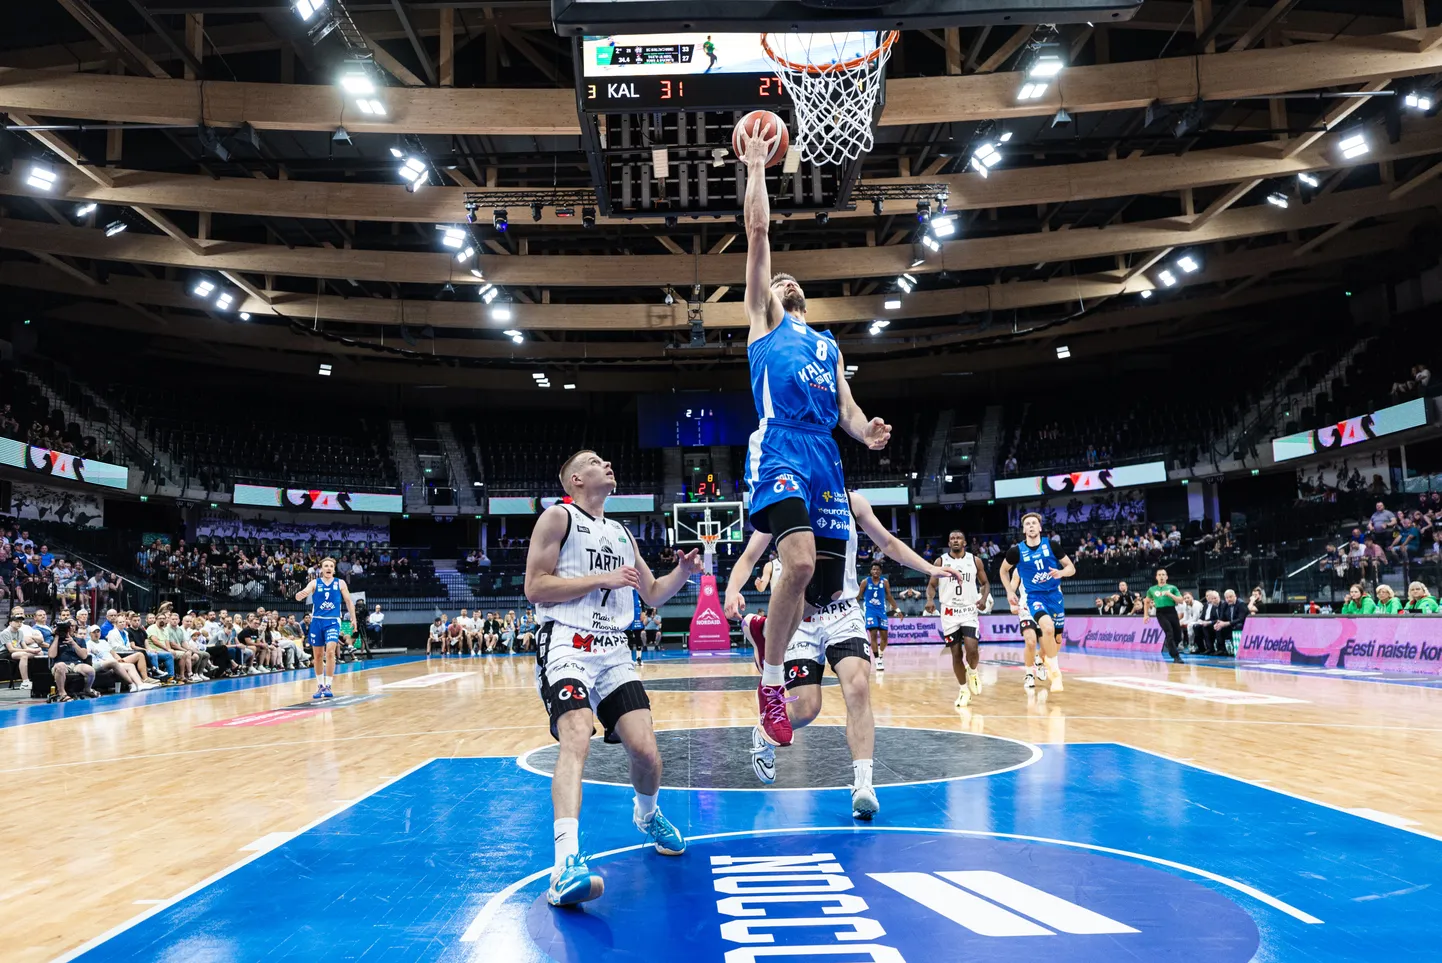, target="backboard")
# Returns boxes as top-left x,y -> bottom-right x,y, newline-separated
552,0 -> 1144,36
